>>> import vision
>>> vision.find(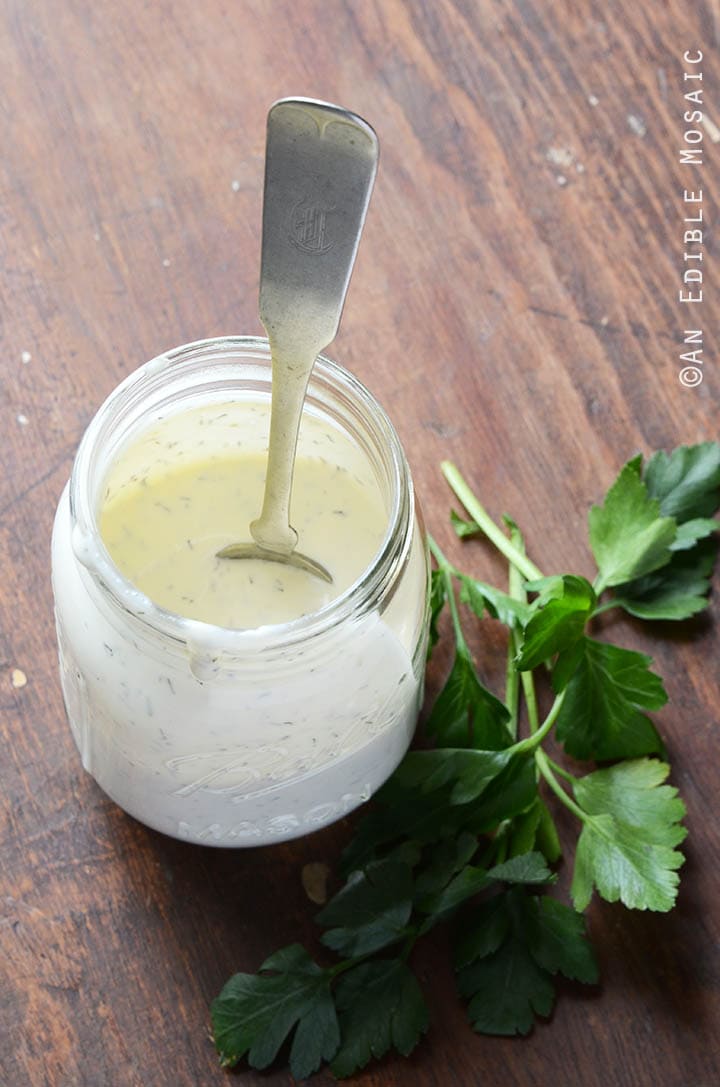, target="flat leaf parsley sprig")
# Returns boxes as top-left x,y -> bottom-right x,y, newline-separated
211,442 -> 719,1081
